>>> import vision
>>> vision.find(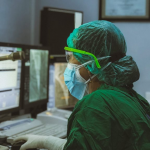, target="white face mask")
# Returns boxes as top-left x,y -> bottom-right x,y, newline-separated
75,66 -> 89,95
64,63 -> 96,100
